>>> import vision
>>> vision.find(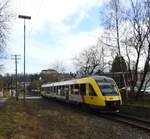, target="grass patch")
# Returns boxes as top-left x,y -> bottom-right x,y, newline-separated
0,98 -> 148,139
123,99 -> 150,108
